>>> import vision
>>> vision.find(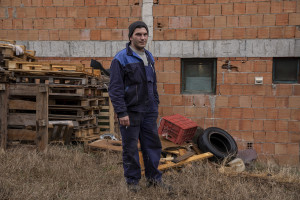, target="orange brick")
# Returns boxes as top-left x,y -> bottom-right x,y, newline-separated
164,84 -> 175,94
25,7 -> 36,18
53,0 -> 63,6
287,143 -> 300,156
46,7 -> 56,18
101,29 -> 112,40
198,4 -> 210,16
90,30 -> 101,40
234,3 -> 245,15
266,109 -> 277,119
169,17 -> 180,28
228,96 -> 240,107
276,120 -> 288,132
275,143 -> 287,155
294,85 -> 300,96
153,6 -> 164,17
257,27 -> 269,39
265,132 -> 276,143
284,26 -> 295,38
64,0 -> 73,6
240,96 -> 251,107
276,155 -> 299,166
163,29 -> 175,40
85,0 -> 95,6
233,28 -> 245,39
98,7 -> 109,17
252,120 -> 264,131
264,120 -> 276,131
171,95 -> 183,106
271,1 -> 283,14
180,17 -> 191,28
106,0 -> 118,5
187,5 -> 198,16
215,16 -> 226,28
57,7 -> 67,18
227,16 -> 238,27
240,120 -> 252,131
289,121 -> 300,132
283,1 -> 296,13
187,29 -> 198,40
241,131 -> 253,141
203,16 -> 214,28
118,18 -> 128,29
111,29 -> 123,40
155,17 -> 169,29
276,97 -> 288,108
68,29 -> 79,40
153,29 -> 164,40
253,131 -> 265,142
80,29 -> 90,40
175,5 -> 186,16
86,18 -> 96,29
118,0 -> 129,6
231,108 -> 243,118
74,19 -> 85,29
59,30 -> 70,40
245,28 -> 257,39
222,3 -> 233,15
277,84 -> 293,96
175,29 -> 186,40
106,18 -> 117,29
39,30 -> 49,40
250,14 -> 263,27
278,109 -> 291,120
289,13 -> 300,25
109,6 -> 120,17
191,17 -> 202,28
74,0 -> 84,6
263,14 -> 276,26
239,15 -> 251,27
164,5 -> 175,16
276,14 -> 288,26
257,2 -> 270,14
120,6 -> 130,17
263,143 -> 275,154
289,96 -> 300,108
64,18 -> 74,29
228,119 -> 240,131
210,4 -> 221,16
67,7 -> 77,18
198,29 -> 209,40
270,27 -> 284,38
216,96 -> 228,107
246,2 -> 257,14
36,7 -> 47,18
